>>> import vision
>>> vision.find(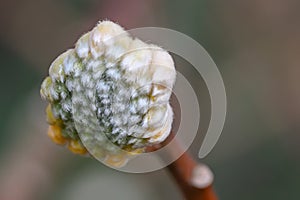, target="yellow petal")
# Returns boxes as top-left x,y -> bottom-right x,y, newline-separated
68,140 -> 87,155
104,154 -> 128,168
127,148 -> 144,155
48,125 -> 67,145
46,104 -> 56,125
